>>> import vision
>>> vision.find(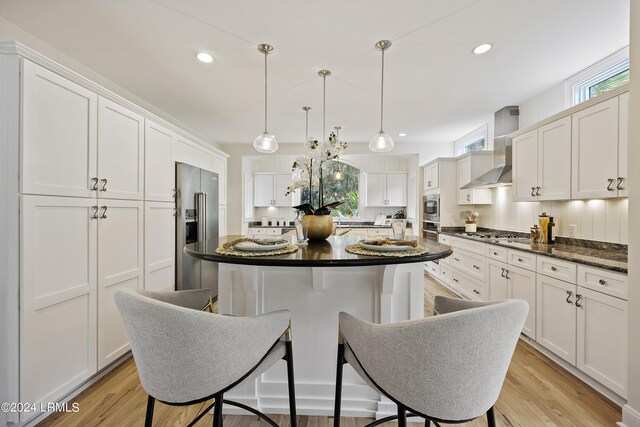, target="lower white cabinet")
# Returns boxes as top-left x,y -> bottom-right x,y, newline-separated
536,275 -> 577,364
144,202 -> 175,292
